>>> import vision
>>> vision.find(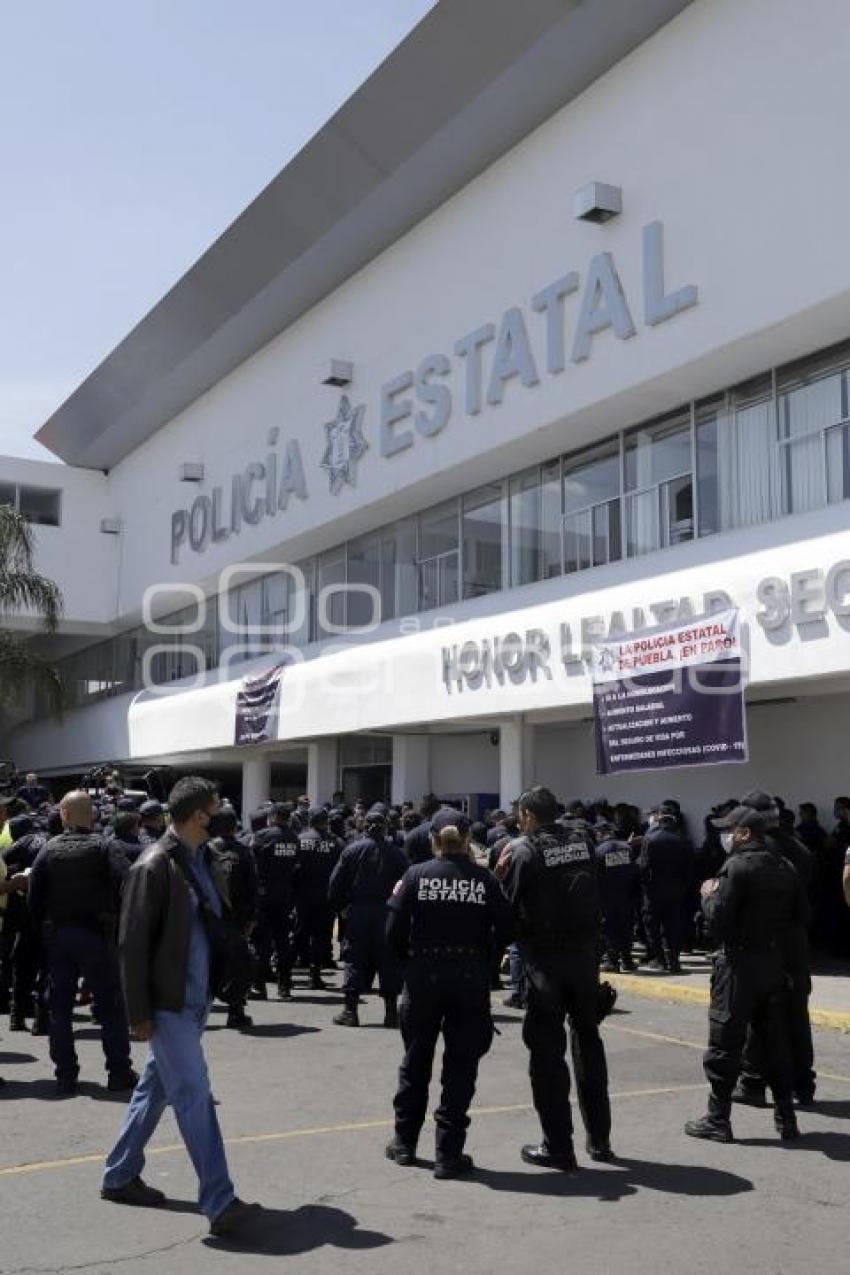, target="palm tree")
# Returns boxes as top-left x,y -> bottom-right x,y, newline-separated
0,504 -> 63,712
